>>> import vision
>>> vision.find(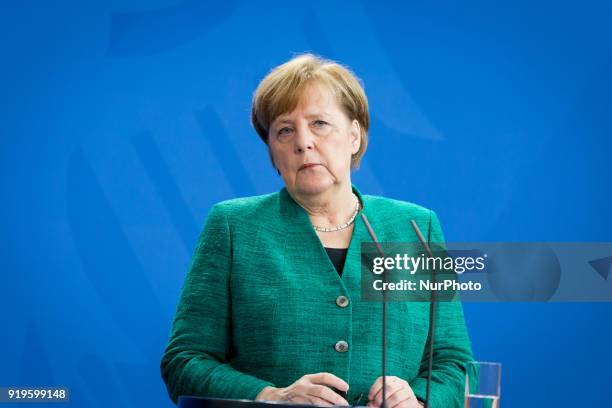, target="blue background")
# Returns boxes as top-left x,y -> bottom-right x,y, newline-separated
1,1 -> 611,406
